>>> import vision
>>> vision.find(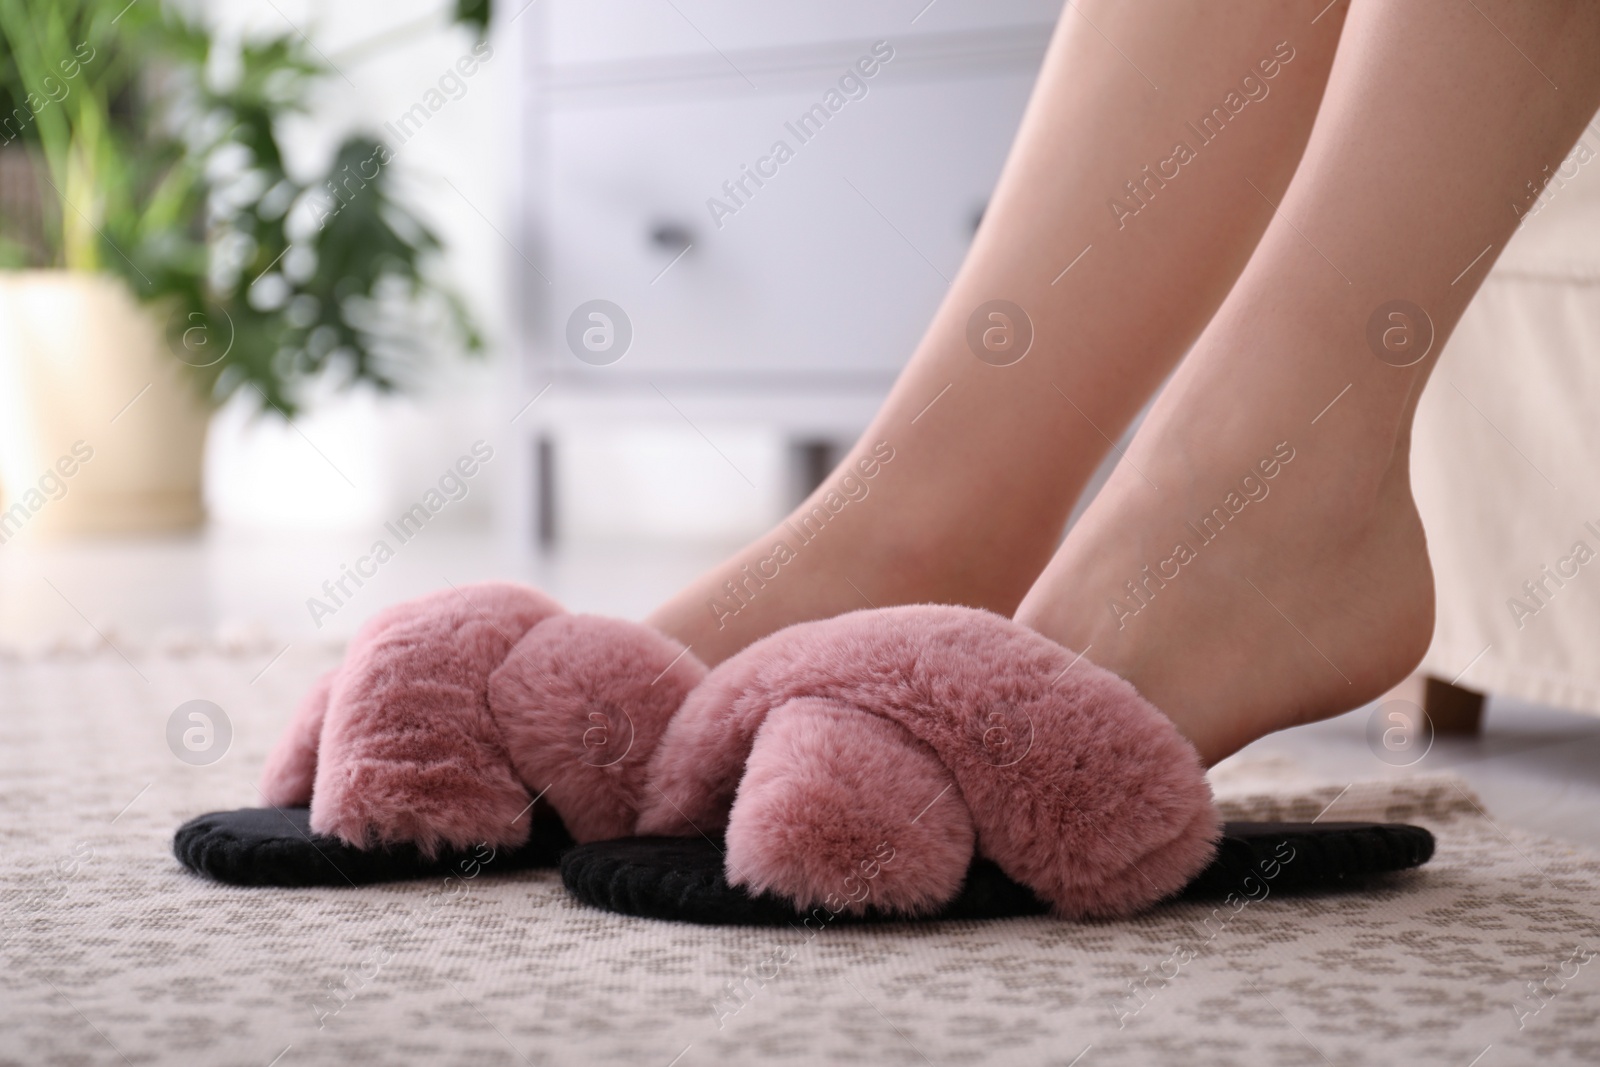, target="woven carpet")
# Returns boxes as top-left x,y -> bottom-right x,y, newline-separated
2,643 -> 1597,1066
